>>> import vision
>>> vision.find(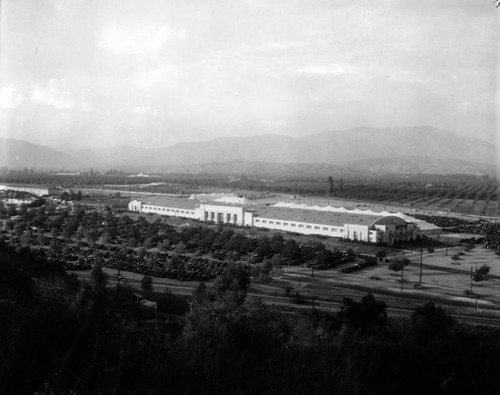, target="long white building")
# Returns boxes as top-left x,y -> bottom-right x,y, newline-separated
128,196 -> 420,245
